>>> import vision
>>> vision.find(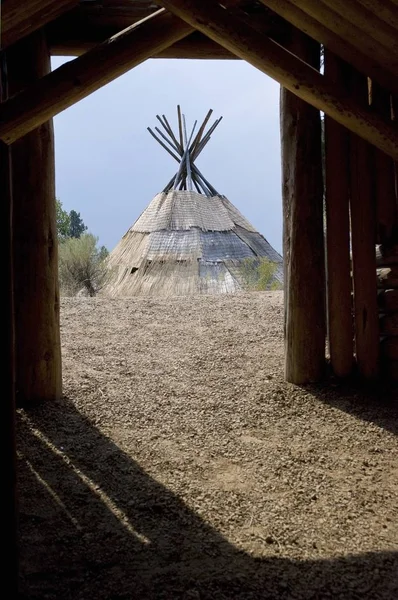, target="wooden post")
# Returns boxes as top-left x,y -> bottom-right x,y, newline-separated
280,28 -> 326,384
349,69 -> 380,380
0,50 -> 18,596
324,51 -> 354,378
371,84 -> 398,246
8,31 -> 62,406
